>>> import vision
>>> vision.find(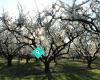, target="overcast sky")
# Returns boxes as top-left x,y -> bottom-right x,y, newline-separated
0,0 -> 85,18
